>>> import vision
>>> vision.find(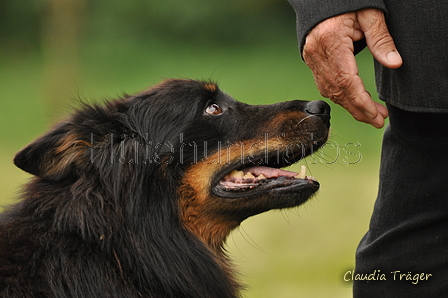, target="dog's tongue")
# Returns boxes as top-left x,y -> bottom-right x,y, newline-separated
221,165 -> 311,189
243,166 -> 297,178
